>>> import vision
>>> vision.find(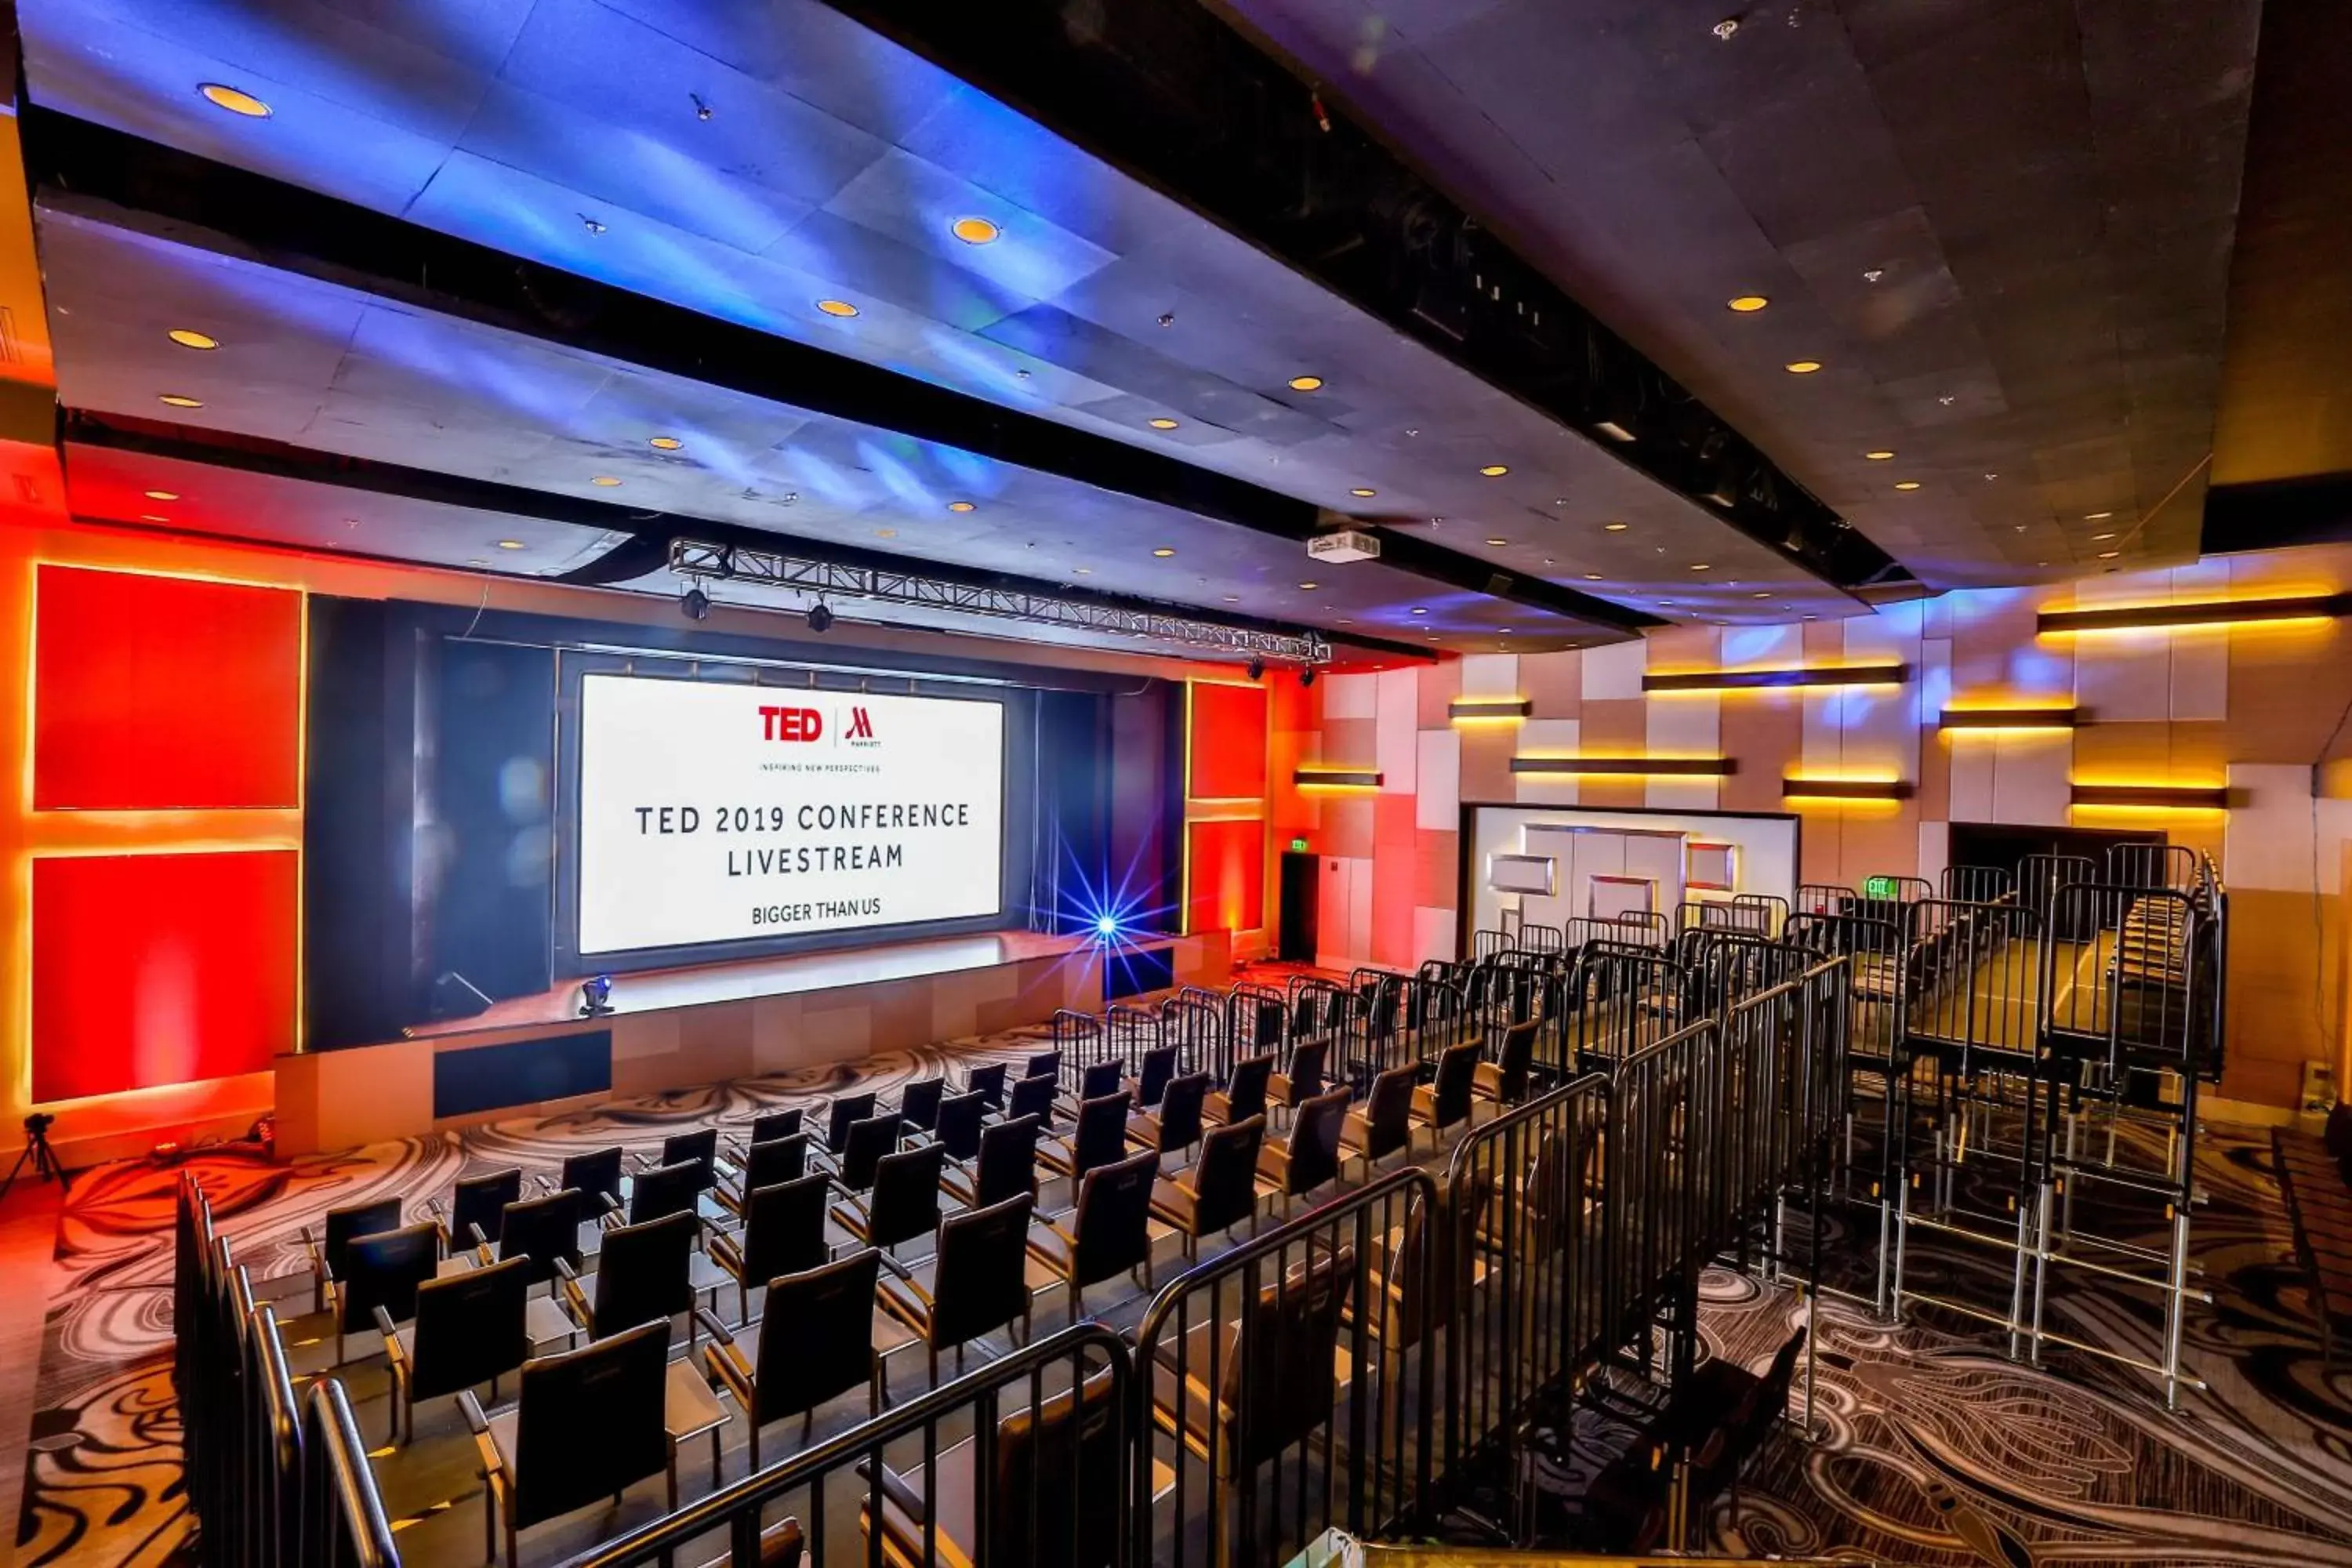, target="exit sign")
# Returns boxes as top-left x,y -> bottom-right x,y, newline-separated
1290,837 -> 1309,852
1863,874 -> 1900,900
